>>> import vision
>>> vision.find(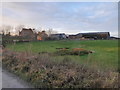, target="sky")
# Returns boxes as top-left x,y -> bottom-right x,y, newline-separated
0,2 -> 118,37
